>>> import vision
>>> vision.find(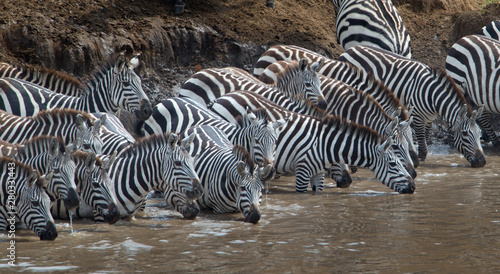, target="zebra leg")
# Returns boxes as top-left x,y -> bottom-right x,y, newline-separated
413,122 -> 428,161
327,163 -> 352,188
477,111 -> 500,146
310,172 -> 325,192
295,165 -> 313,192
174,0 -> 185,15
